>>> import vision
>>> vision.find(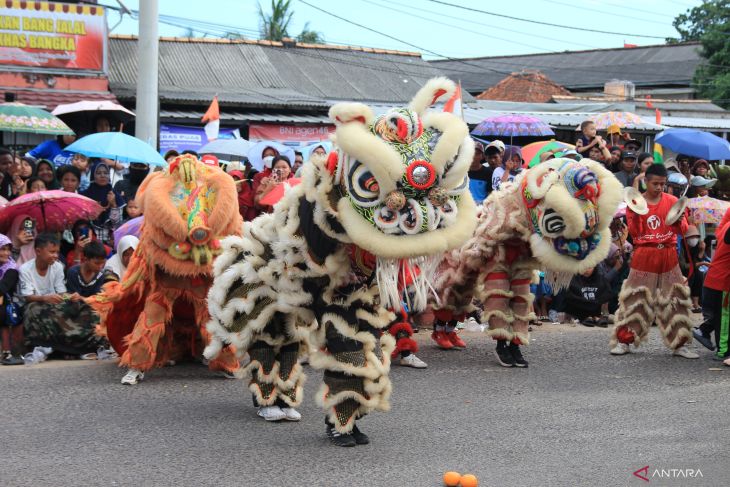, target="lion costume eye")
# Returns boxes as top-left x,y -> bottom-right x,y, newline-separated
540,209 -> 566,237
347,159 -> 382,207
